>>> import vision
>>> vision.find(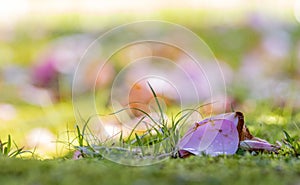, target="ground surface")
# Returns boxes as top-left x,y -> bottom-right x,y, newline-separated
0,155 -> 299,185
